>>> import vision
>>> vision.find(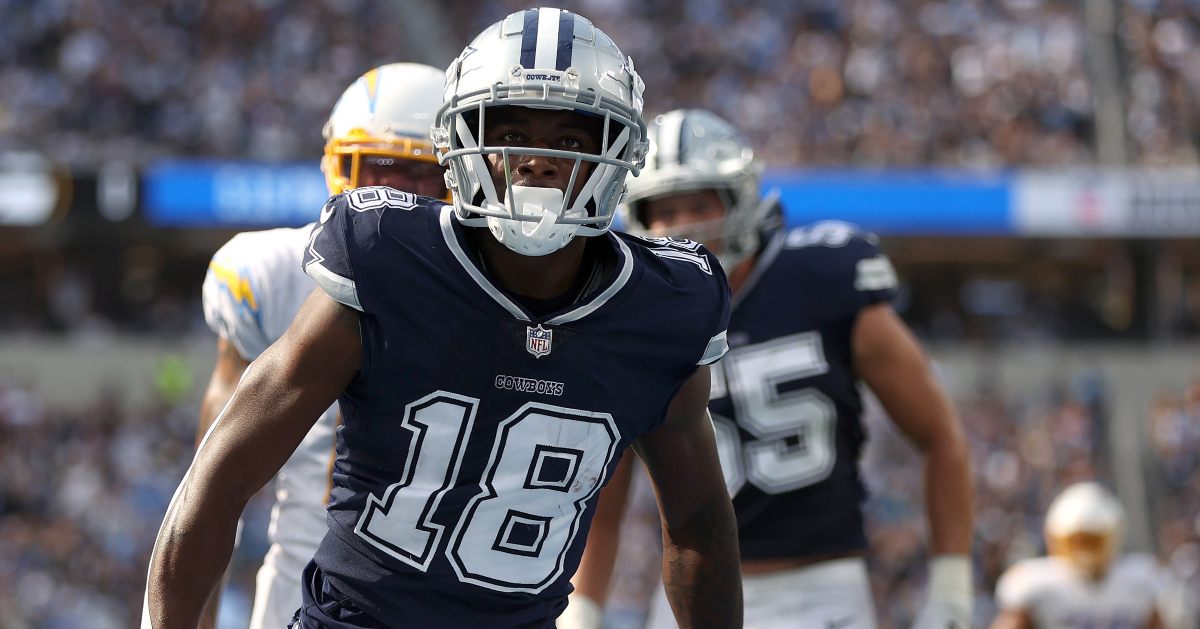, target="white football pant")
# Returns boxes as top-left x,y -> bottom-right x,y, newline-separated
645,557 -> 878,629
